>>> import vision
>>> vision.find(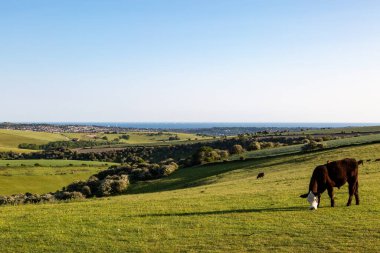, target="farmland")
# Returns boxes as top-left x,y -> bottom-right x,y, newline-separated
0,129 -> 67,153
0,142 -> 379,252
0,160 -> 118,195
0,129 -> 212,153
